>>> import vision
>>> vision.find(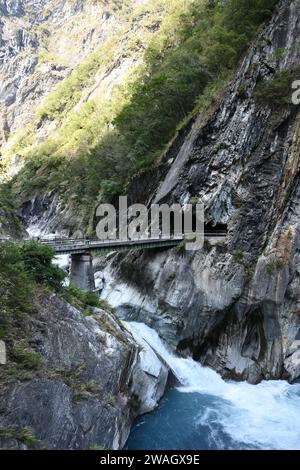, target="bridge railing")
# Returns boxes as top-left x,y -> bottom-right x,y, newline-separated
38,231 -> 227,250
1,231 -> 227,250
39,235 -> 185,247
